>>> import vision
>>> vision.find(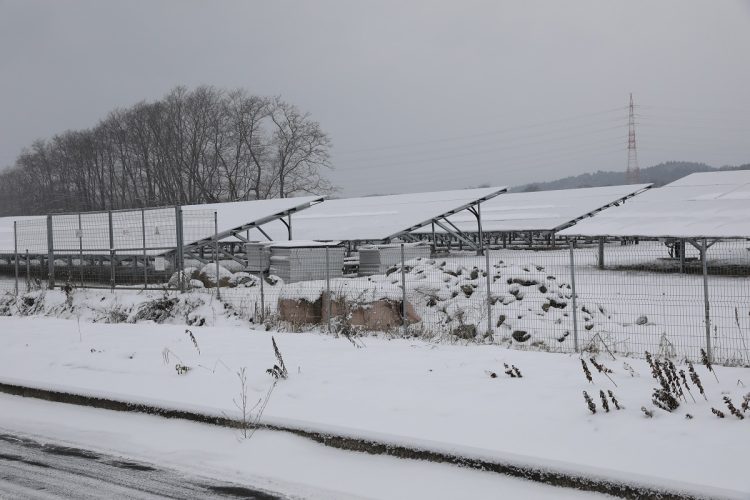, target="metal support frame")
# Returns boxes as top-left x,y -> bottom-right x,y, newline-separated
468,204 -> 485,256
568,241 -> 580,353
432,218 -> 479,251
701,238 -> 712,363
279,215 -> 293,240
